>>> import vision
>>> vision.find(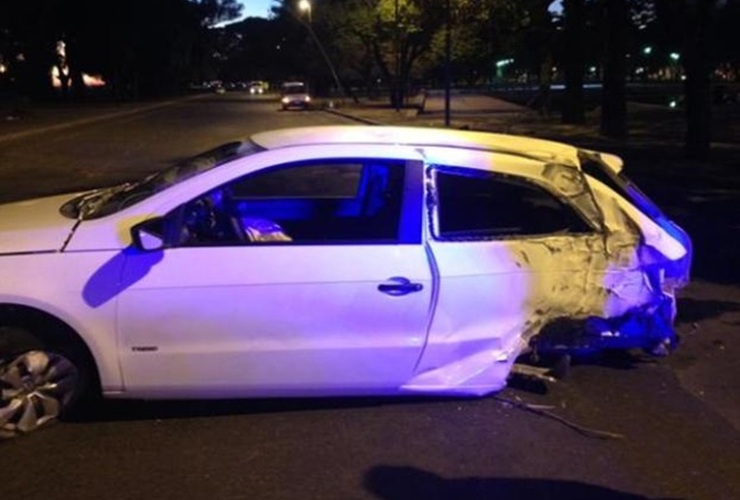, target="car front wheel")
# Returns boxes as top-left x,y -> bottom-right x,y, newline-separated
0,347 -> 85,438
